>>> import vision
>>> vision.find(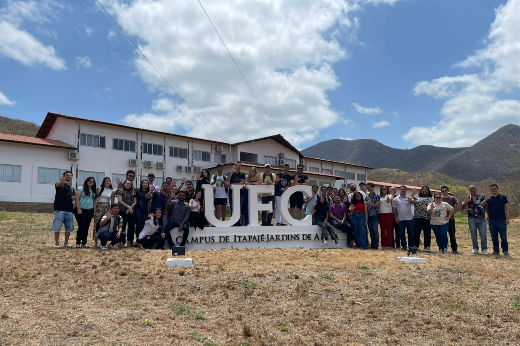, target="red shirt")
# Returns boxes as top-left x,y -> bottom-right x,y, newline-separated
352,202 -> 365,213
